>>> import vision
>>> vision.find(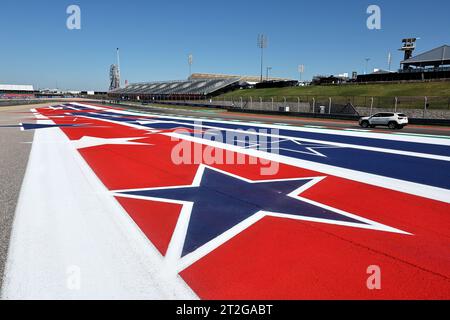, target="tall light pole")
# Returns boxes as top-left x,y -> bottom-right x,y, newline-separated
298,64 -> 305,82
257,34 -> 267,82
388,52 -> 392,72
116,48 -> 121,88
188,54 -> 193,78
266,66 -> 272,81
365,58 -> 371,75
